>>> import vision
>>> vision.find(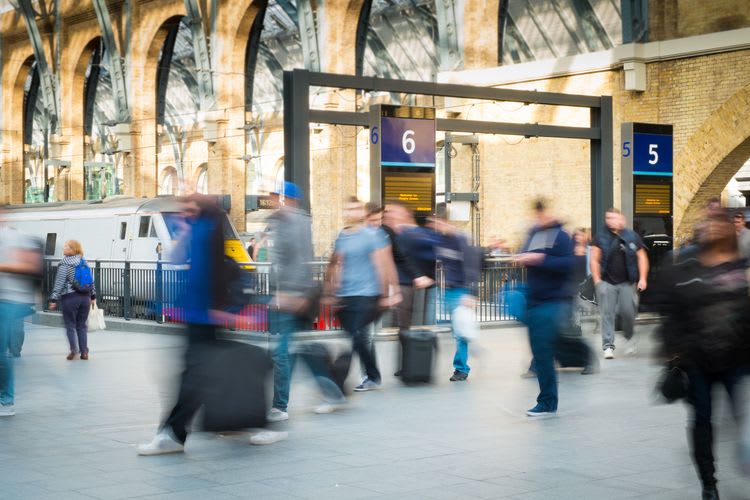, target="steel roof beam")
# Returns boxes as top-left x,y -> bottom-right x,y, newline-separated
17,0 -> 59,133
92,0 -> 130,123
184,0 -> 216,111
